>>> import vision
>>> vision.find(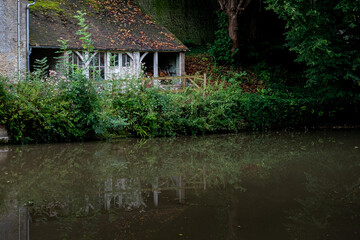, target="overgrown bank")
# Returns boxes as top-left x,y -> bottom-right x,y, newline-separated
1,69 -> 360,144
